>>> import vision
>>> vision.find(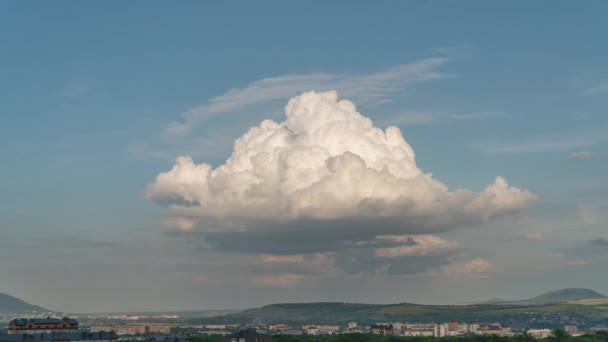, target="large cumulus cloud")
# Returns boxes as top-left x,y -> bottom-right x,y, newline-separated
147,91 -> 536,250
